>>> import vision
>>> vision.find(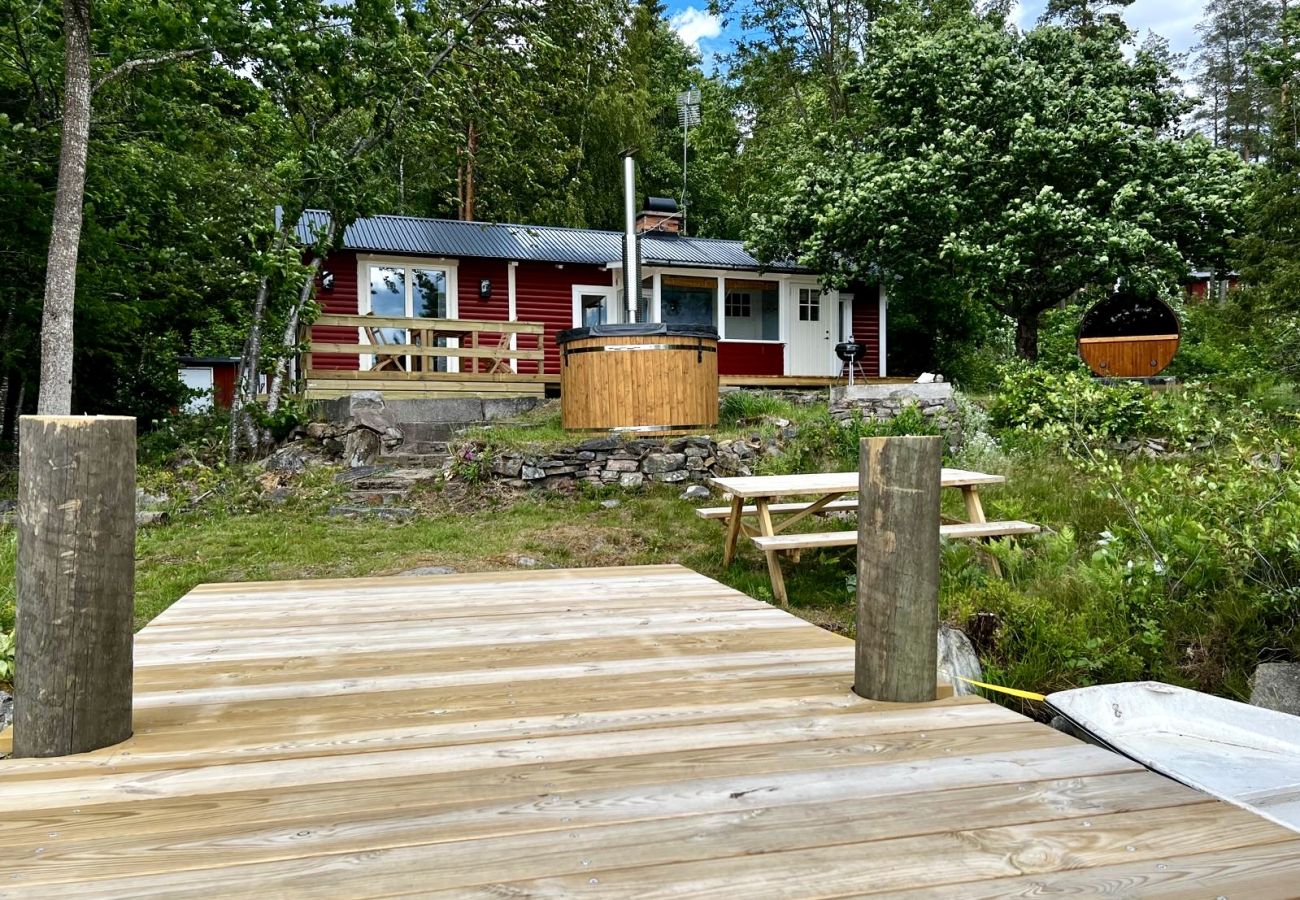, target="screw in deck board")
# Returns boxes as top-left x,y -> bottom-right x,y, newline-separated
854,435 -> 941,702
14,415 -> 136,757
